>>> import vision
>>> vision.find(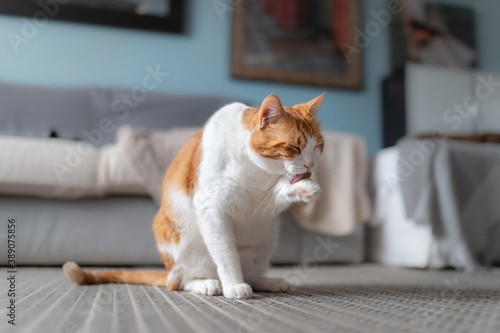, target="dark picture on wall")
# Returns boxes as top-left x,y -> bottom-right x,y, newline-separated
391,0 -> 477,70
0,0 -> 184,33
232,0 -> 362,90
